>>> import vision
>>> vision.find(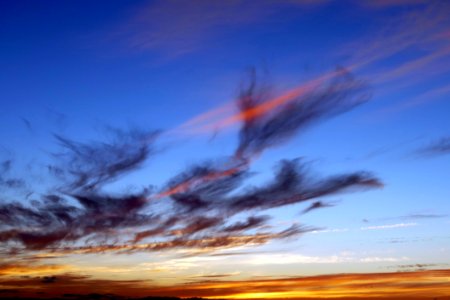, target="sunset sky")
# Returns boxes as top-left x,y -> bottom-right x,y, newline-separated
1,0 -> 450,299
